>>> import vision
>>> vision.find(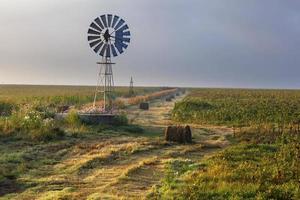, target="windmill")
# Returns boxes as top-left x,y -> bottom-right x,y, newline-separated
87,14 -> 131,113
129,76 -> 134,96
